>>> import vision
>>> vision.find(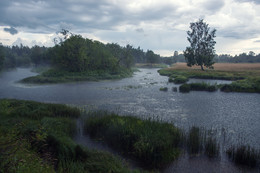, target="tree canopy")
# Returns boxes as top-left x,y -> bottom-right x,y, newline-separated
184,19 -> 216,70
